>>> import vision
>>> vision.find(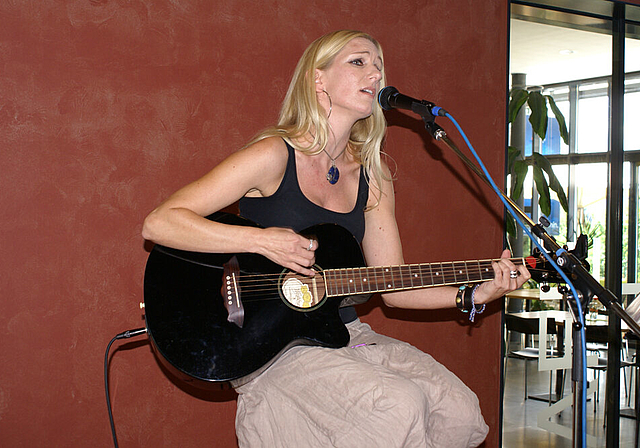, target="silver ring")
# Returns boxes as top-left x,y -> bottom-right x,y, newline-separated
510,270 -> 519,279
307,239 -> 314,251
